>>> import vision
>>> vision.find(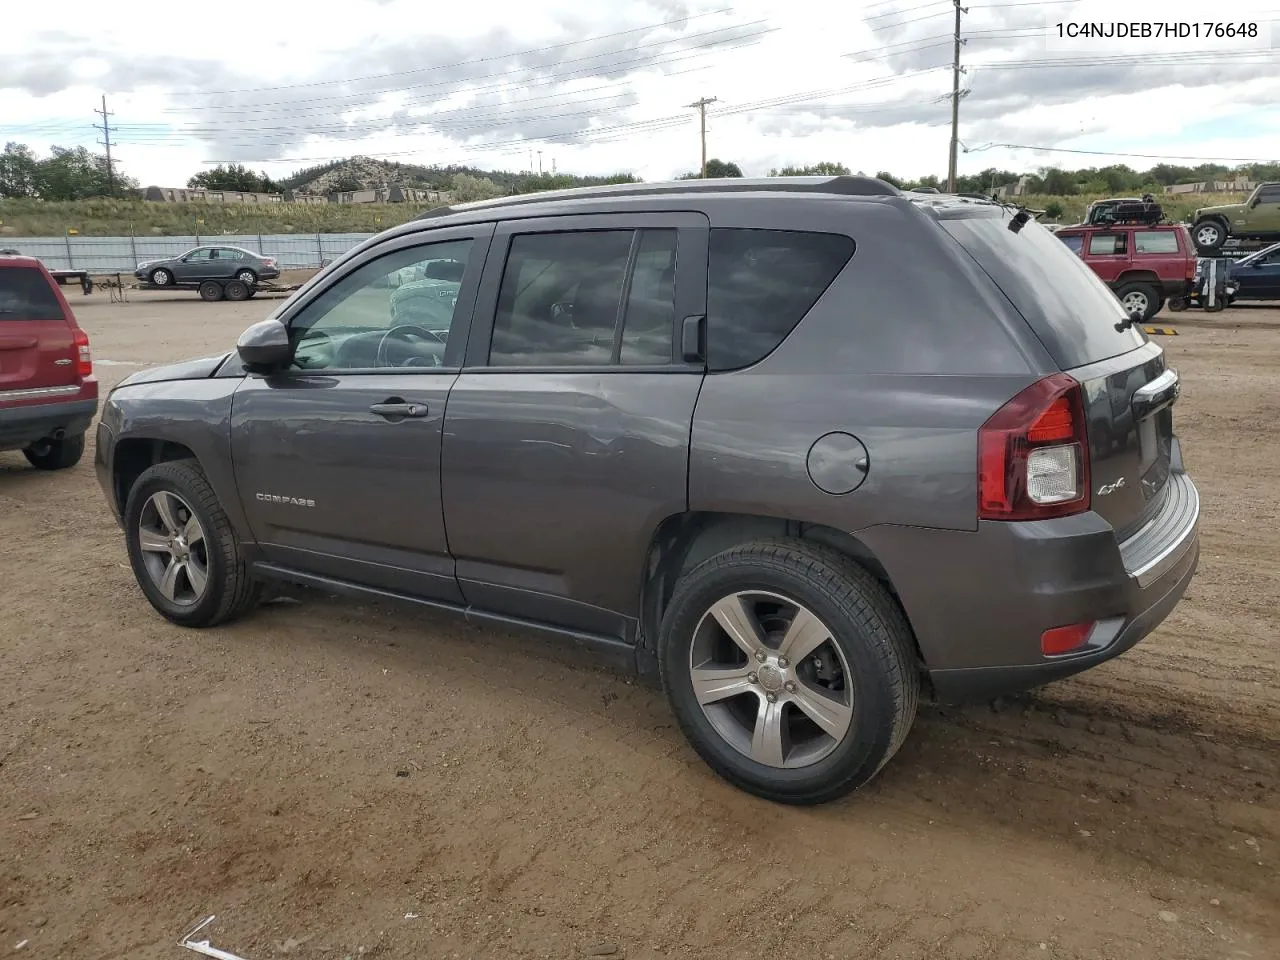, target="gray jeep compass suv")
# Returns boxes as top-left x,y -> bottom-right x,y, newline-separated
94,177 -> 1200,804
